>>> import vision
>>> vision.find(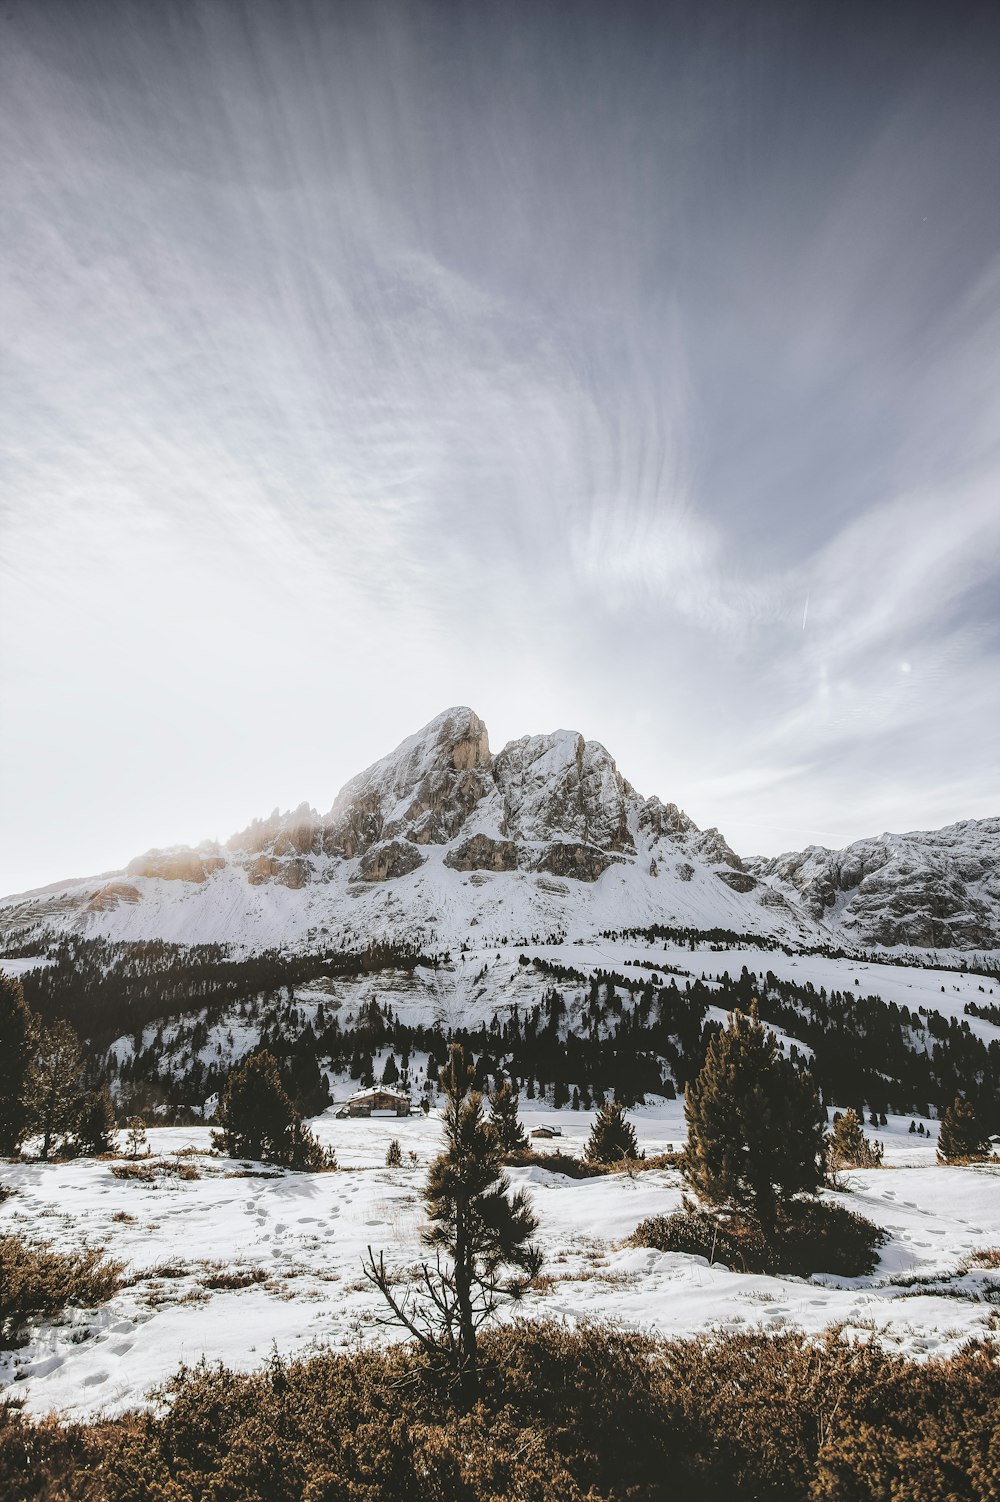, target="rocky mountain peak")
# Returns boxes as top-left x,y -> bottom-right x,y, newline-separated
321,707 -> 496,860
493,729 -> 634,850
4,708 -> 995,955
